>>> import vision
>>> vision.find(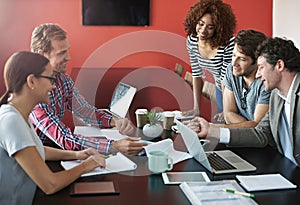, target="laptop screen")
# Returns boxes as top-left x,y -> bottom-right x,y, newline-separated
109,82 -> 136,118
